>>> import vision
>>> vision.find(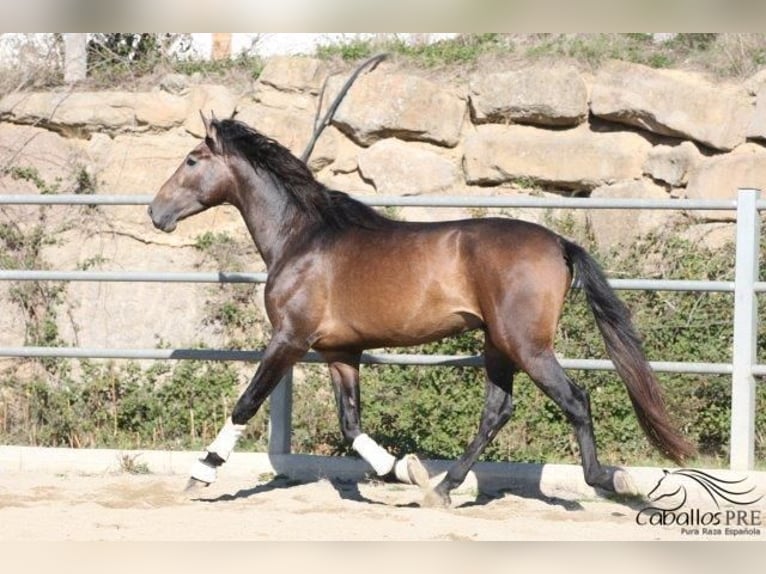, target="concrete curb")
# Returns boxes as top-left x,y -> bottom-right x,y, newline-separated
2,445 -> 765,505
